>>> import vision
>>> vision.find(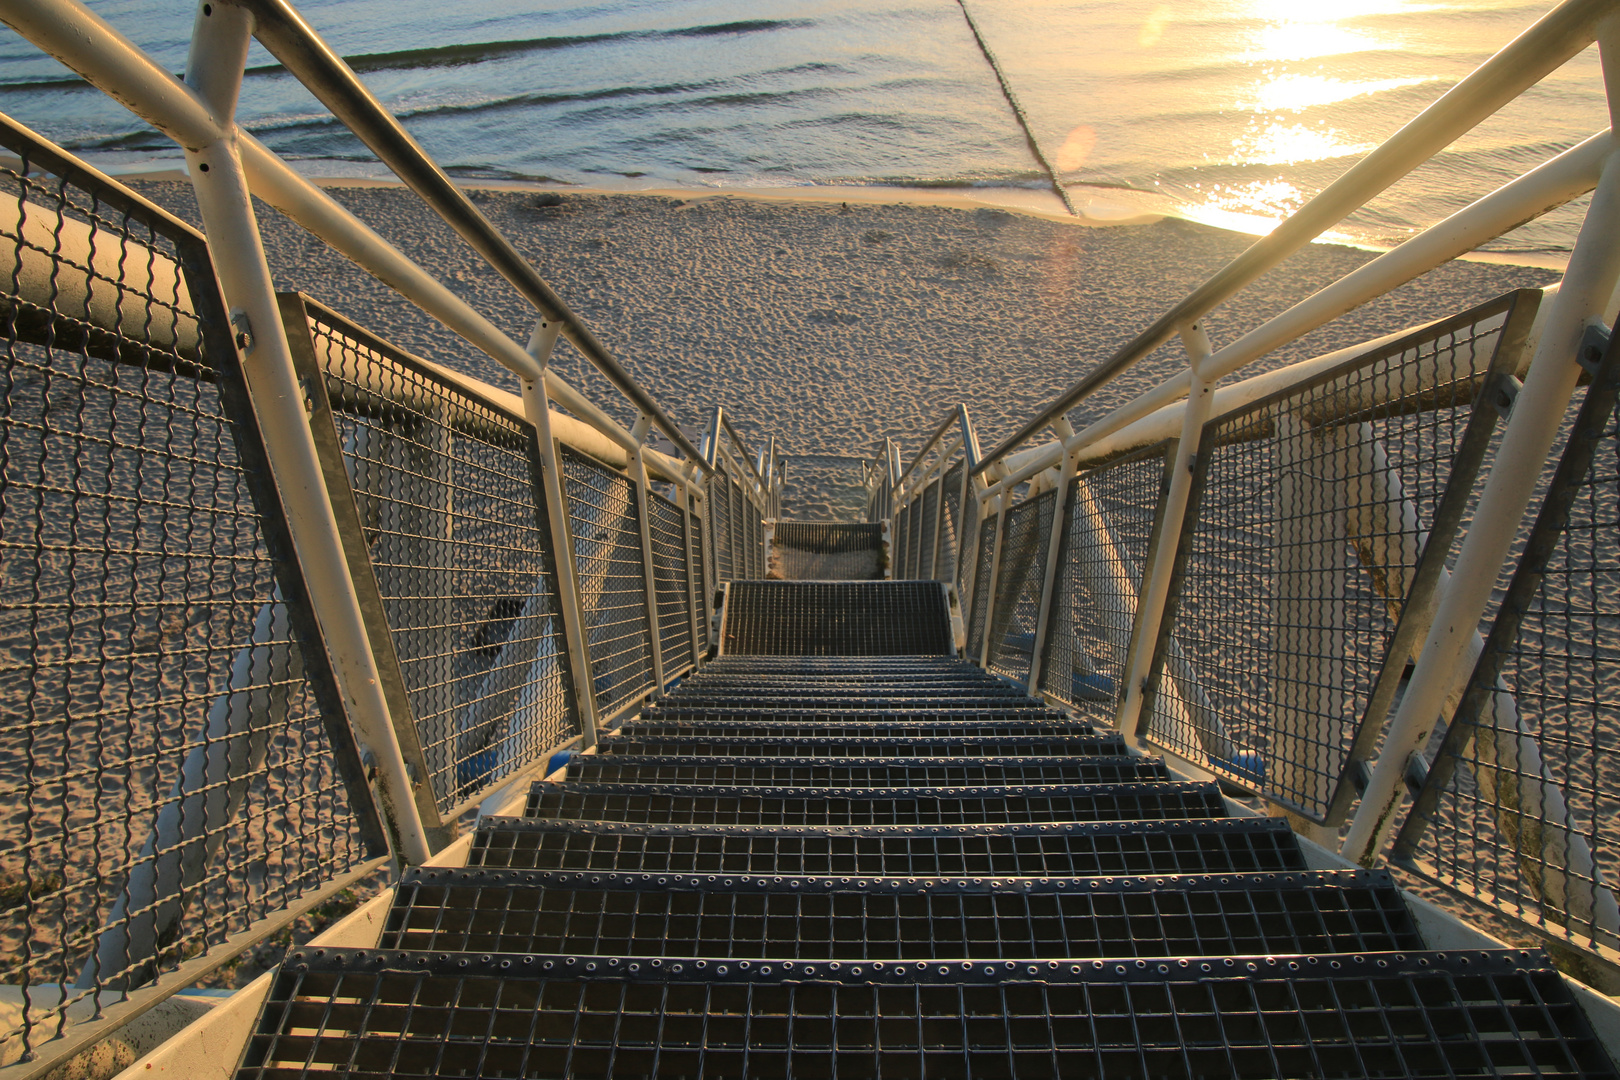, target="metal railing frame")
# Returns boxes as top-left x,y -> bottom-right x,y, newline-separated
877,0 -> 1620,982
0,1 -> 777,1069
